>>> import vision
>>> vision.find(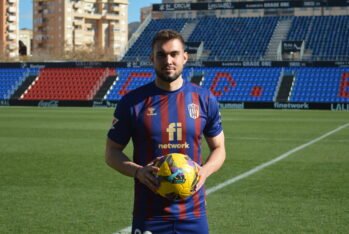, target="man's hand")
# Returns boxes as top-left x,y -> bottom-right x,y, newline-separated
193,165 -> 205,192
135,157 -> 163,192
194,132 -> 226,192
